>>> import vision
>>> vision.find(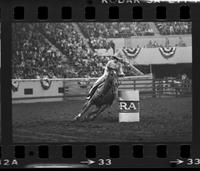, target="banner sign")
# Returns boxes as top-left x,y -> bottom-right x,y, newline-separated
12,80 -> 19,92
118,90 -> 140,122
77,78 -> 91,89
40,77 -> 52,90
